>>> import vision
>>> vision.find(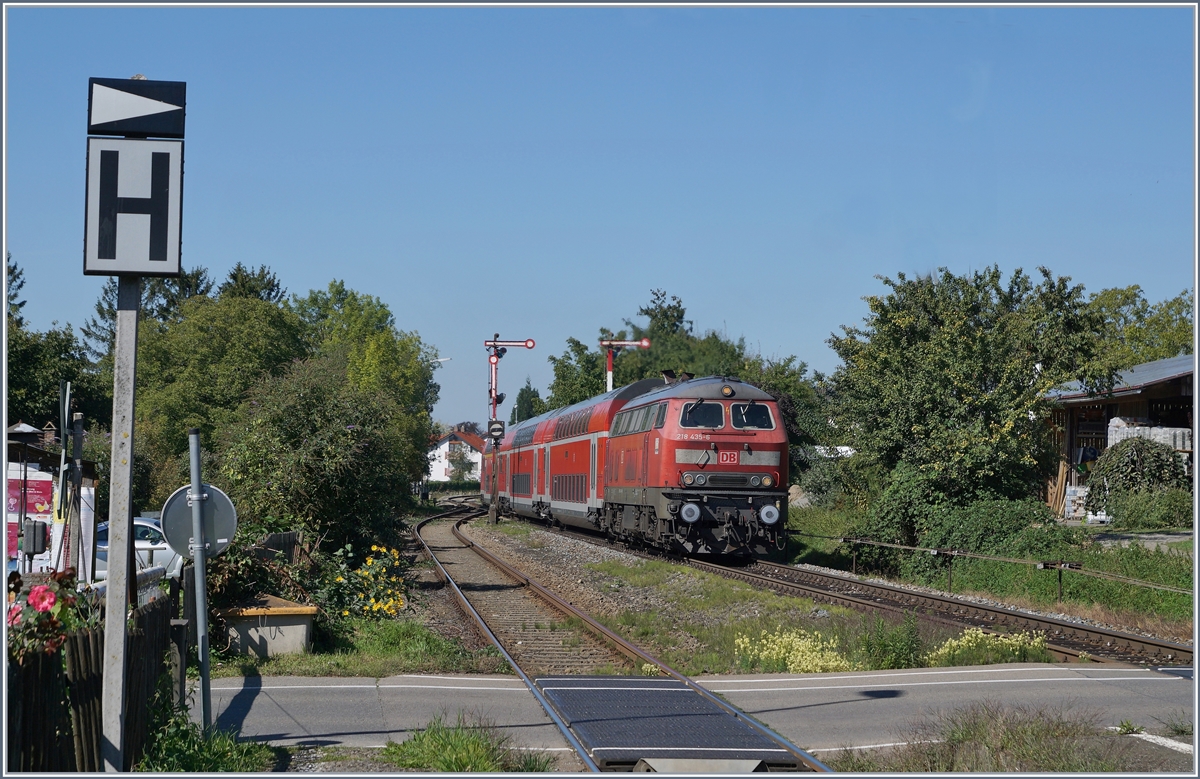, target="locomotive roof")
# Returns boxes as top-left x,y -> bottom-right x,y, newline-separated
625,375 -> 776,405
